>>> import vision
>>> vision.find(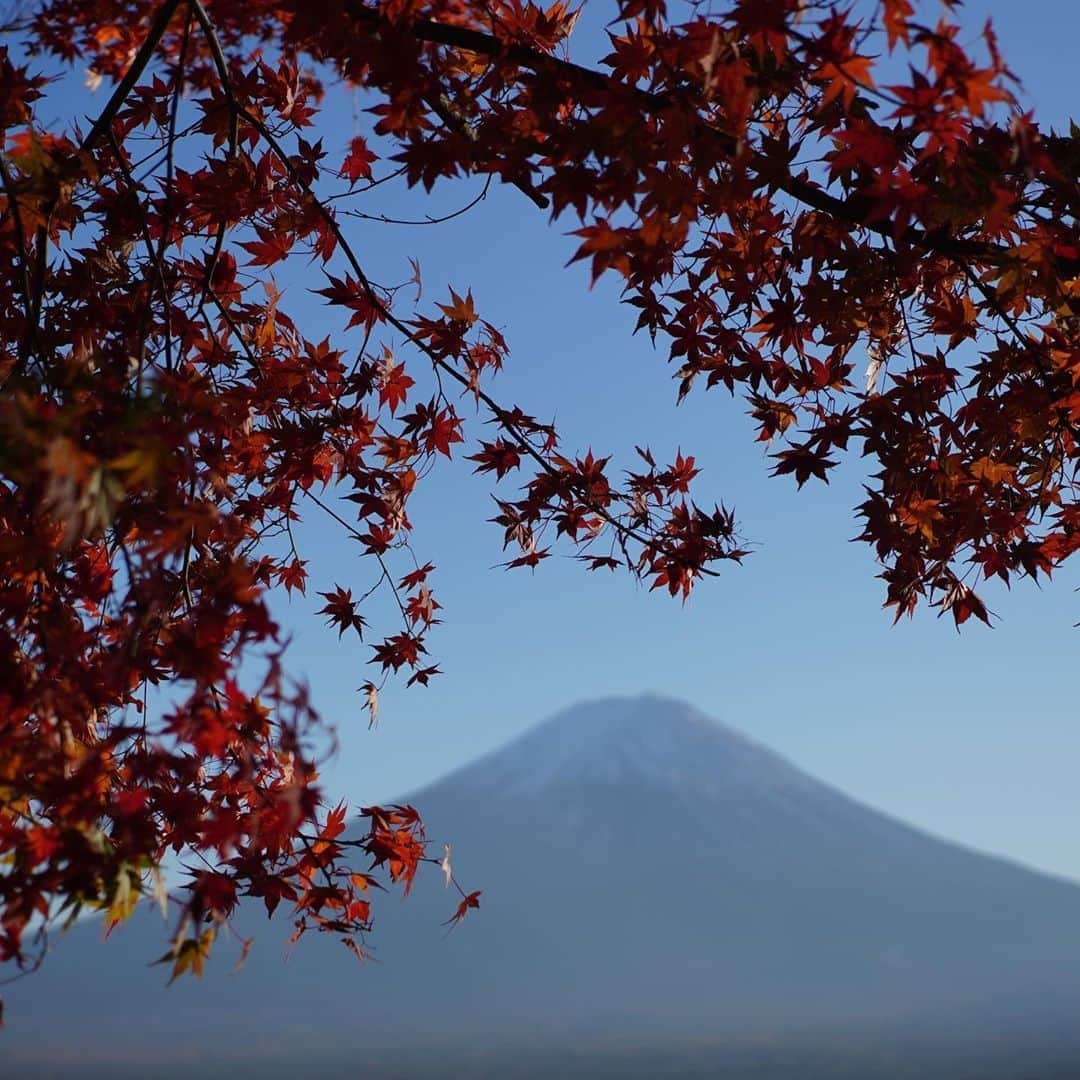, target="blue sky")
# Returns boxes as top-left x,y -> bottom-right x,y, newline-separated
41,1 -> 1080,883
246,0 -> 1080,884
